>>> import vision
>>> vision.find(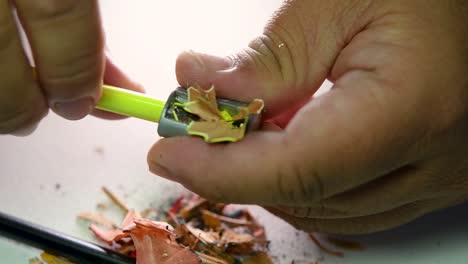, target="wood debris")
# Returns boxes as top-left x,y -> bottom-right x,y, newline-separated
102,186 -> 129,212
31,186 -> 363,263
77,212 -> 117,228
83,190 -> 273,263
